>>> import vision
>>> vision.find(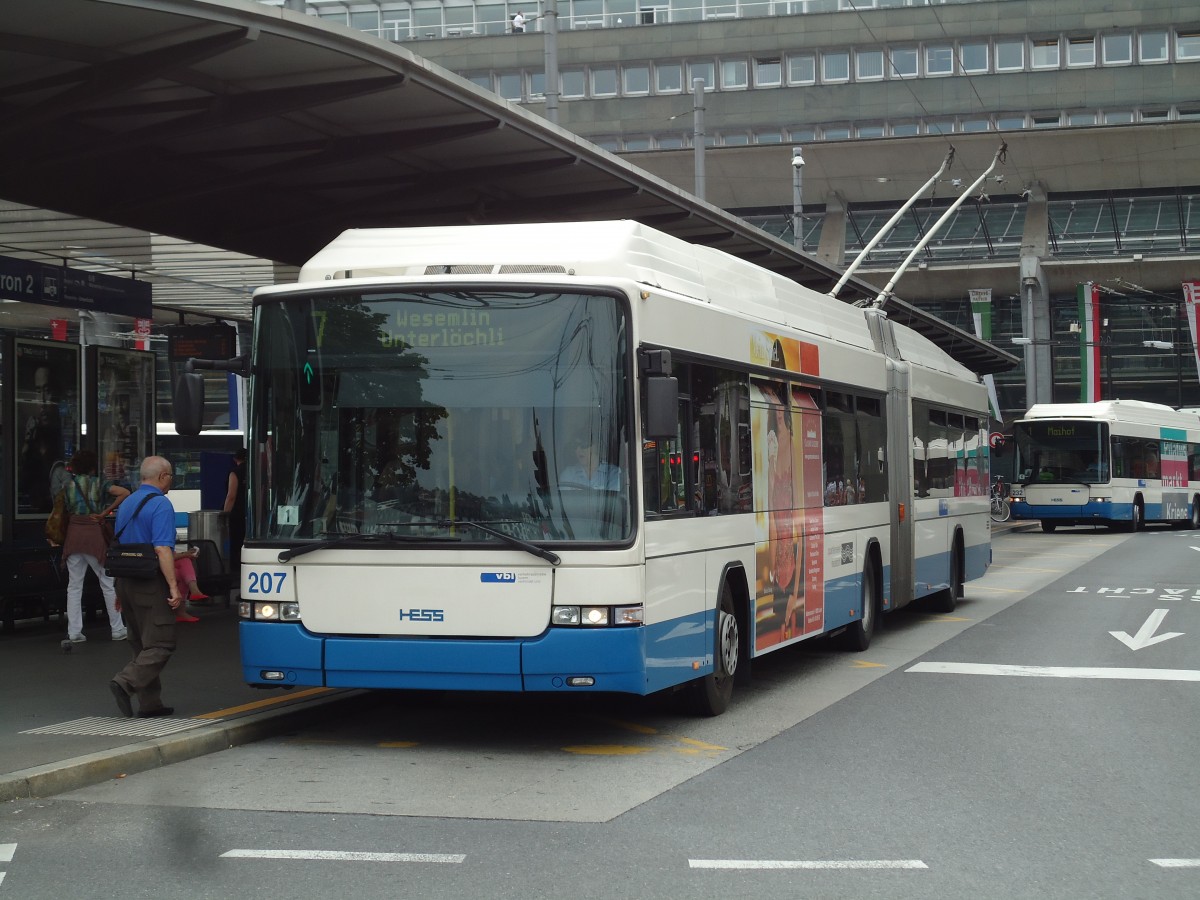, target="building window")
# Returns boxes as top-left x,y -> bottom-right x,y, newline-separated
720,59 -> 748,89
1140,109 -> 1170,122
755,130 -> 784,143
1032,114 -> 1061,128
1031,38 -> 1060,69
592,67 -> 618,96
925,45 -> 953,76
467,74 -> 493,91
891,122 -> 920,136
995,39 -> 1024,71
1178,32 -> 1200,60
624,65 -> 650,95
497,73 -> 522,100
657,135 -> 685,149
561,69 -> 585,98
856,49 -> 884,80
1103,110 -> 1134,125
822,125 -> 850,140
959,42 -> 988,74
889,46 -> 918,78
996,115 -> 1027,130
656,63 -> 682,93
722,133 -> 750,145
822,50 -> 849,83
688,61 -> 715,91
1067,112 -> 1096,126
788,126 -> 817,142
528,71 -> 545,98
856,123 -> 885,138
925,119 -> 953,135
1067,36 -> 1096,67
755,57 -> 782,87
1139,31 -> 1168,63
1102,33 -> 1132,65
788,53 -> 816,85
960,118 -> 990,133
